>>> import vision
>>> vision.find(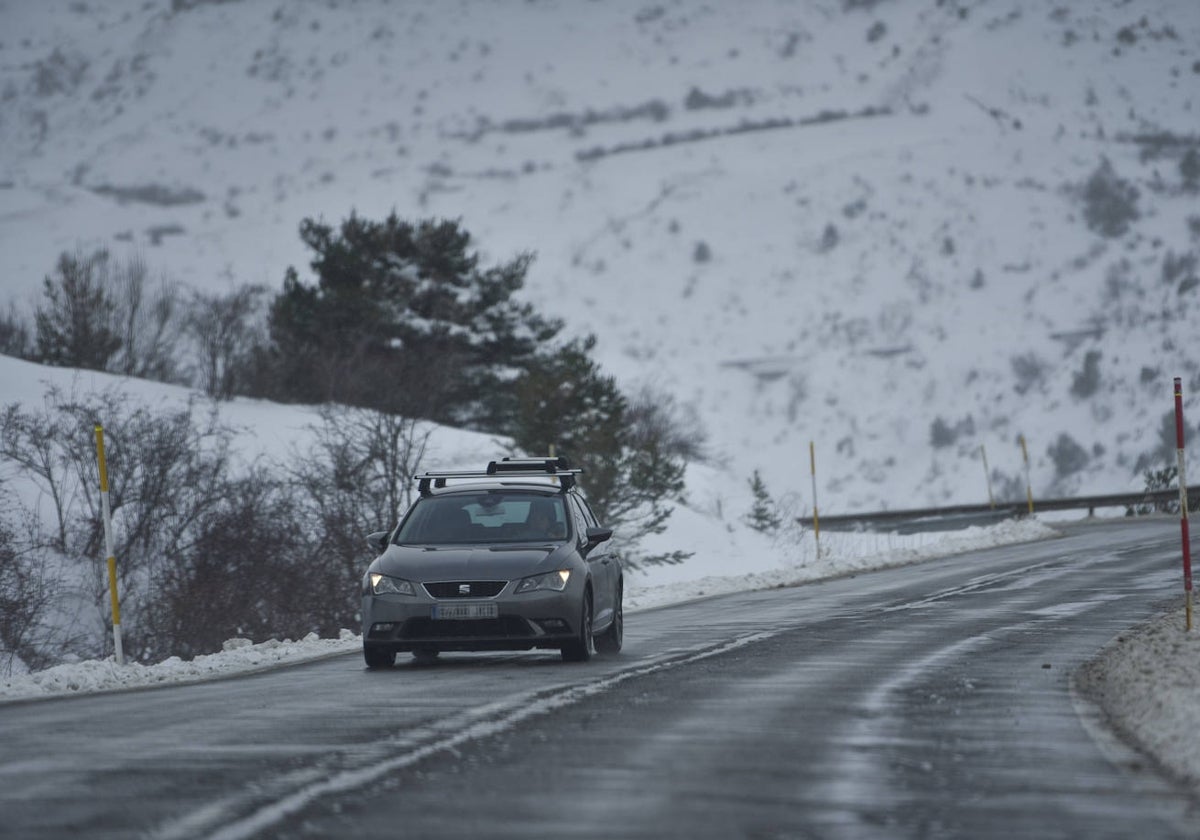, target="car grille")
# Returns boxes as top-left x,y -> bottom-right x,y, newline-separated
423,580 -> 507,599
400,617 -> 534,639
